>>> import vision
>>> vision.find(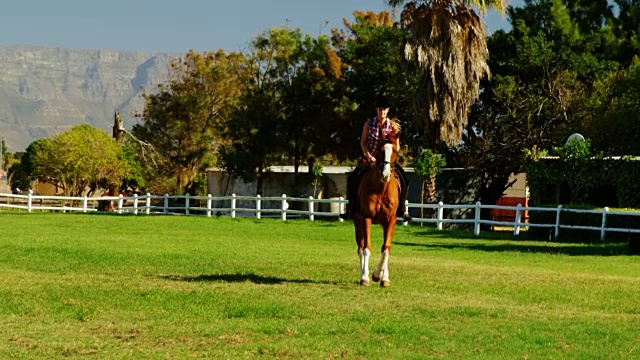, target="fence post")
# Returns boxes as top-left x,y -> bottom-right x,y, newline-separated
27,190 -> 33,213
83,195 -> 88,213
163,194 -> 169,214
256,194 -> 261,220
231,193 -> 236,218
338,196 -> 344,223
206,194 -> 212,217
184,193 -> 190,216
436,202 -> 444,230
554,204 -> 563,240
514,203 -> 522,236
133,194 -> 139,215
600,207 -> 608,242
281,194 -> 287,221
117,194 -> 124,214
308,196 -> 314,221
403,200 -> 410,226
145,193 -> 151,215
473,201 -> 481,236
